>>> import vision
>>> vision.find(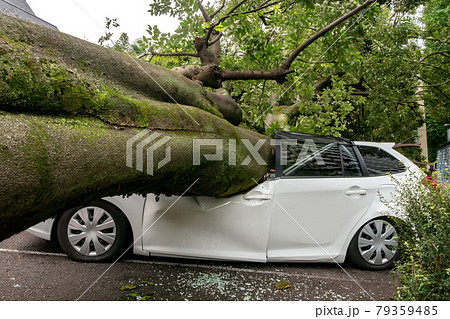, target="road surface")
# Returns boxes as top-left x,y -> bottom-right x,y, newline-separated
0,231 -> 398,301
